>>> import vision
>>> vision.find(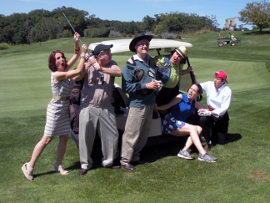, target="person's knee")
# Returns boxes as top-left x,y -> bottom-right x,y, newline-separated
196,125 -> 203,134
42,136 -> 54,145
186,125 -> 198,135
